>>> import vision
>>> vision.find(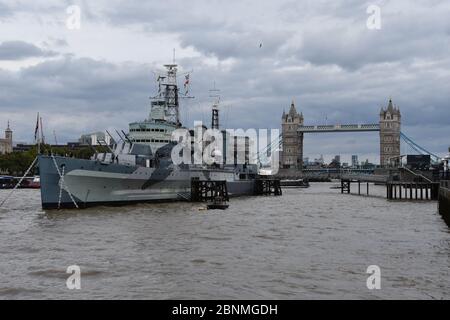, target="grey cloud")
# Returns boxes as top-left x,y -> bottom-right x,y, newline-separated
0,2 -> 12,17
98,0 -> 450,69
0,41 -> 58,60
297,5 -> 443,71
0,57 -> 155,142
42,38 -> 69,49
1,0 -> 450,160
